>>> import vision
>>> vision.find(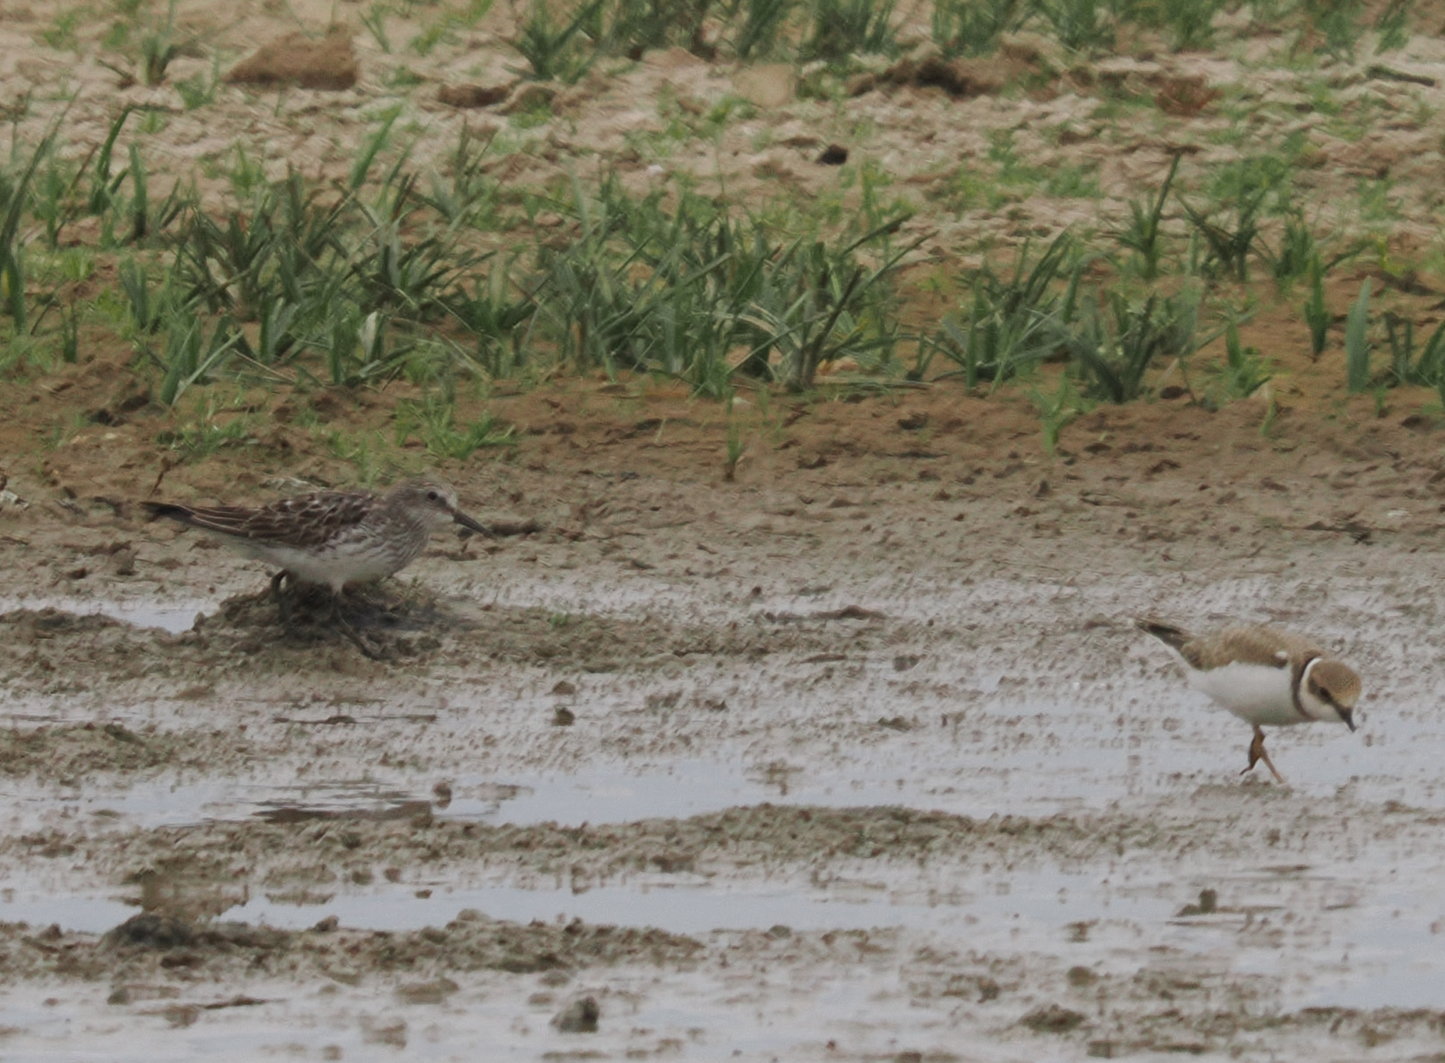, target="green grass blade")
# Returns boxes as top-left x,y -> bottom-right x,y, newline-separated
1344,279 -> 1371,392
